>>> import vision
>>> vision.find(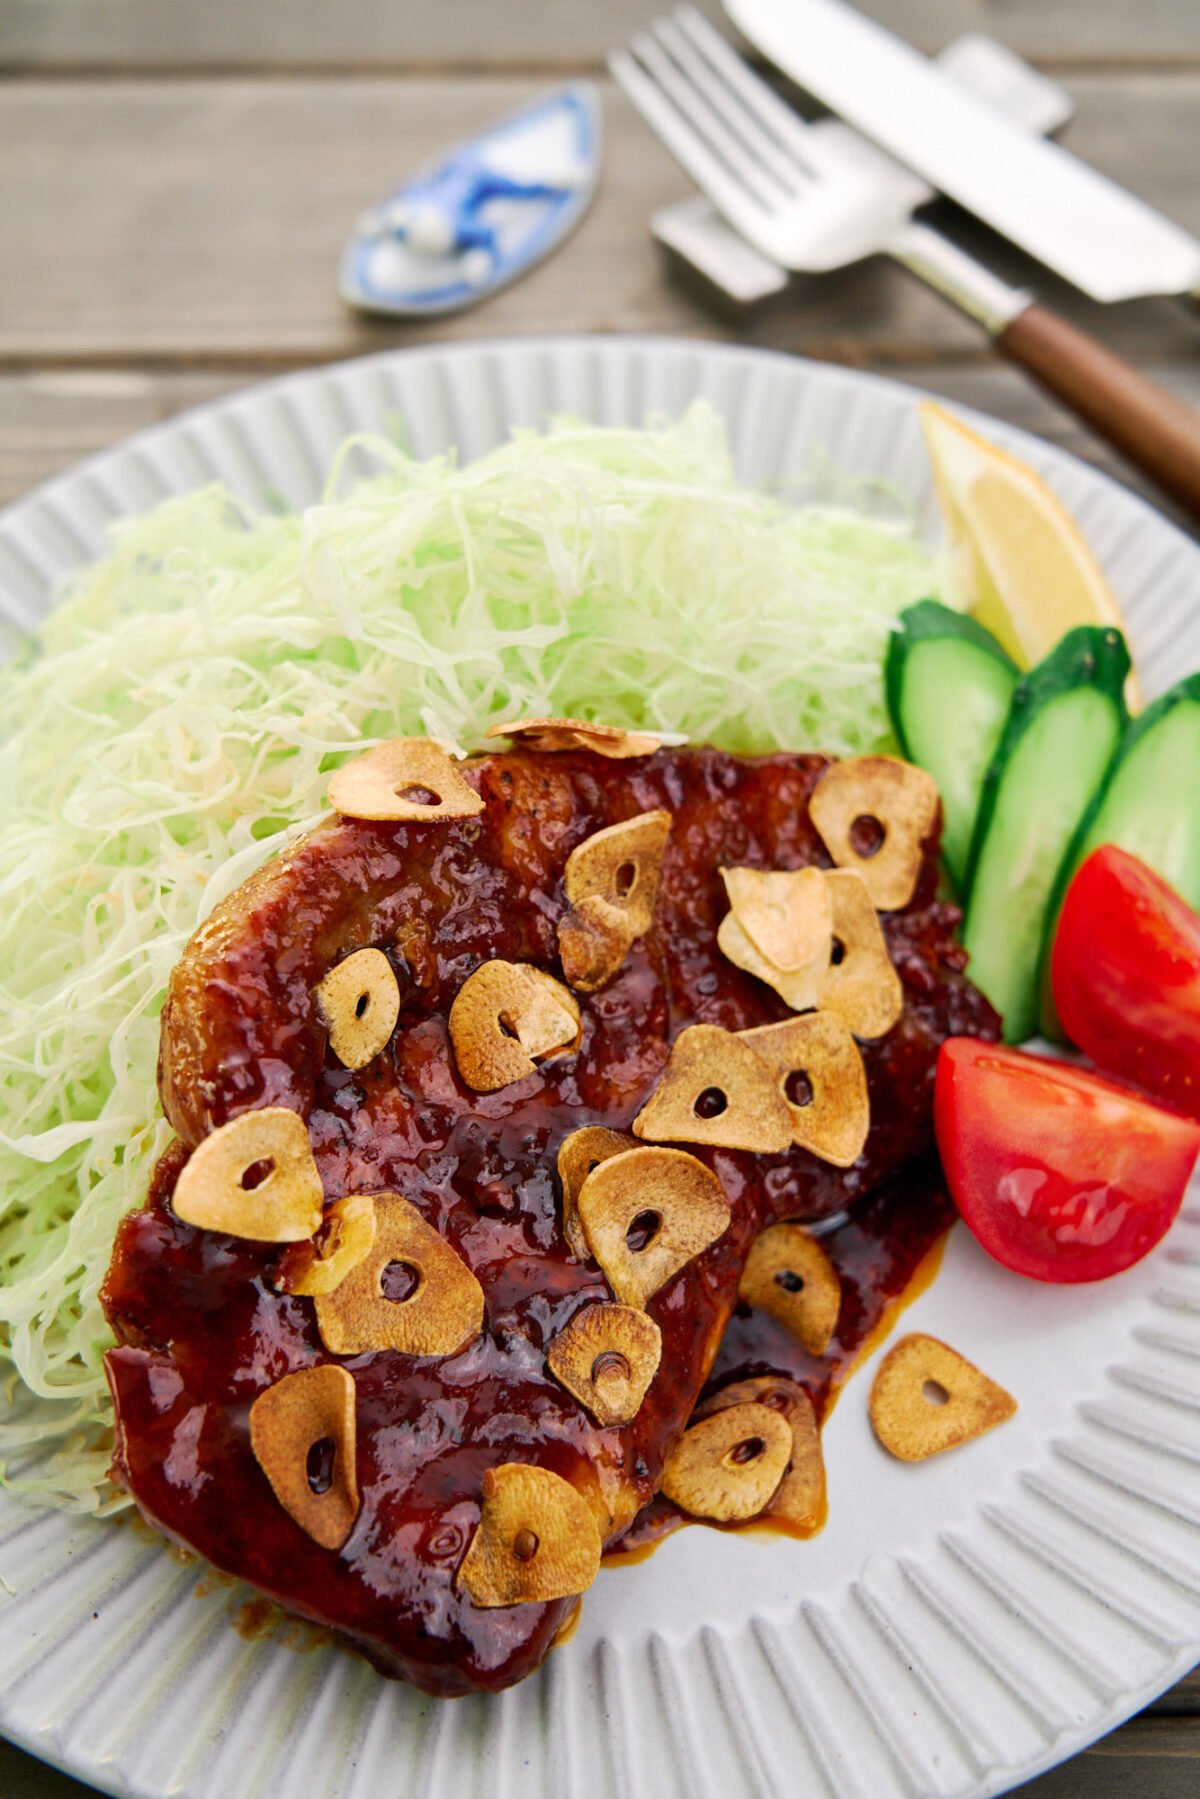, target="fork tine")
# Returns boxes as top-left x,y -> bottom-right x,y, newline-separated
651,14 -> 808,194
673,4 -> 820,167
629,31 -> 782,209
608,47 -> 776,246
